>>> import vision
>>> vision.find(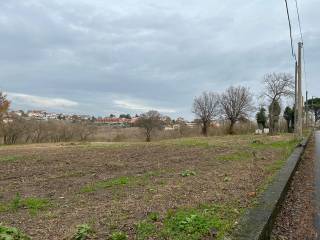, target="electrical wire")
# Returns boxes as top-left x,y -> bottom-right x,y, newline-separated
284,0 -> 296,61
294,0 -> 303,43
294,0 -> 308,92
